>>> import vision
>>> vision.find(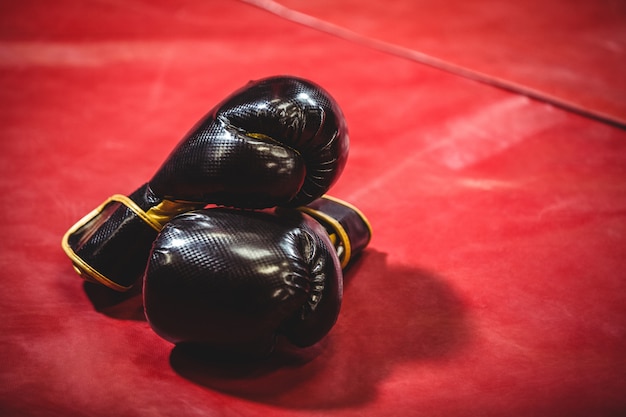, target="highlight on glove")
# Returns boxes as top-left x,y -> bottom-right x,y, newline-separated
62,76 -> 349,291
143,196 -> 372,359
